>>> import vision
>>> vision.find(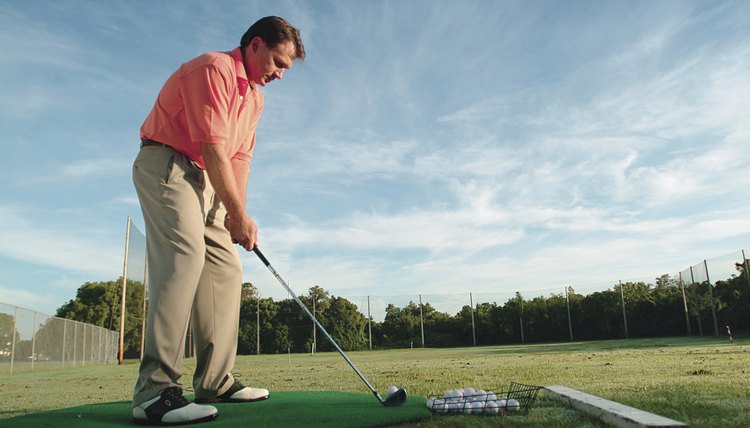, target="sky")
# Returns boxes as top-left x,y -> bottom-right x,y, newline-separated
1,0 -> 749,318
